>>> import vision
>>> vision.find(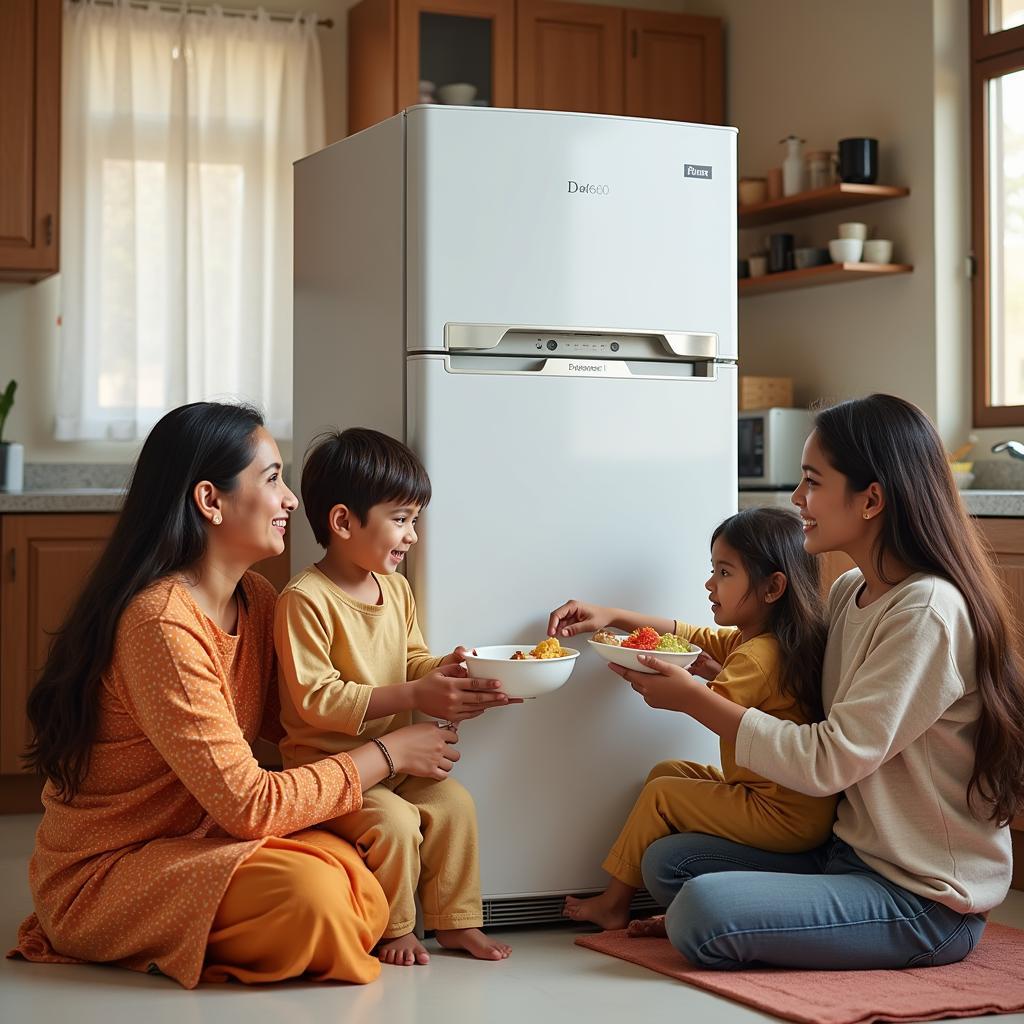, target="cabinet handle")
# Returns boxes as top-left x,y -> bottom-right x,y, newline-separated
44,214 -> 54,246
631,29 -> 637,58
